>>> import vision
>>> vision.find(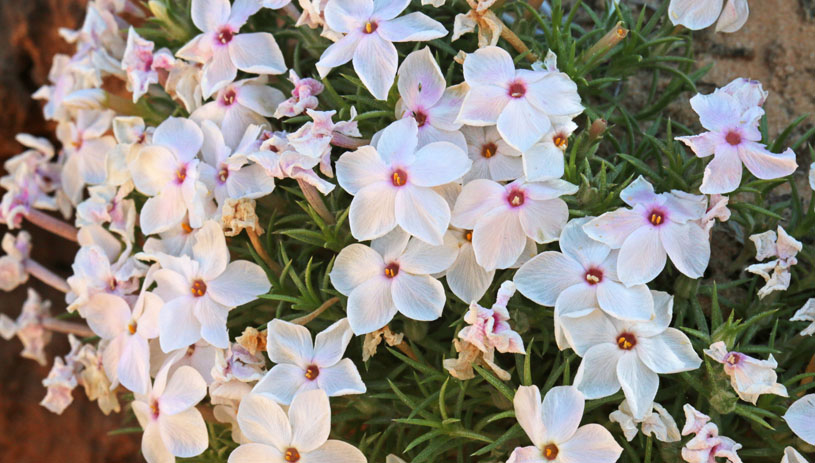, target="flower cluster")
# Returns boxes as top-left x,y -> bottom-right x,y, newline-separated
1,0 -> 814,462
